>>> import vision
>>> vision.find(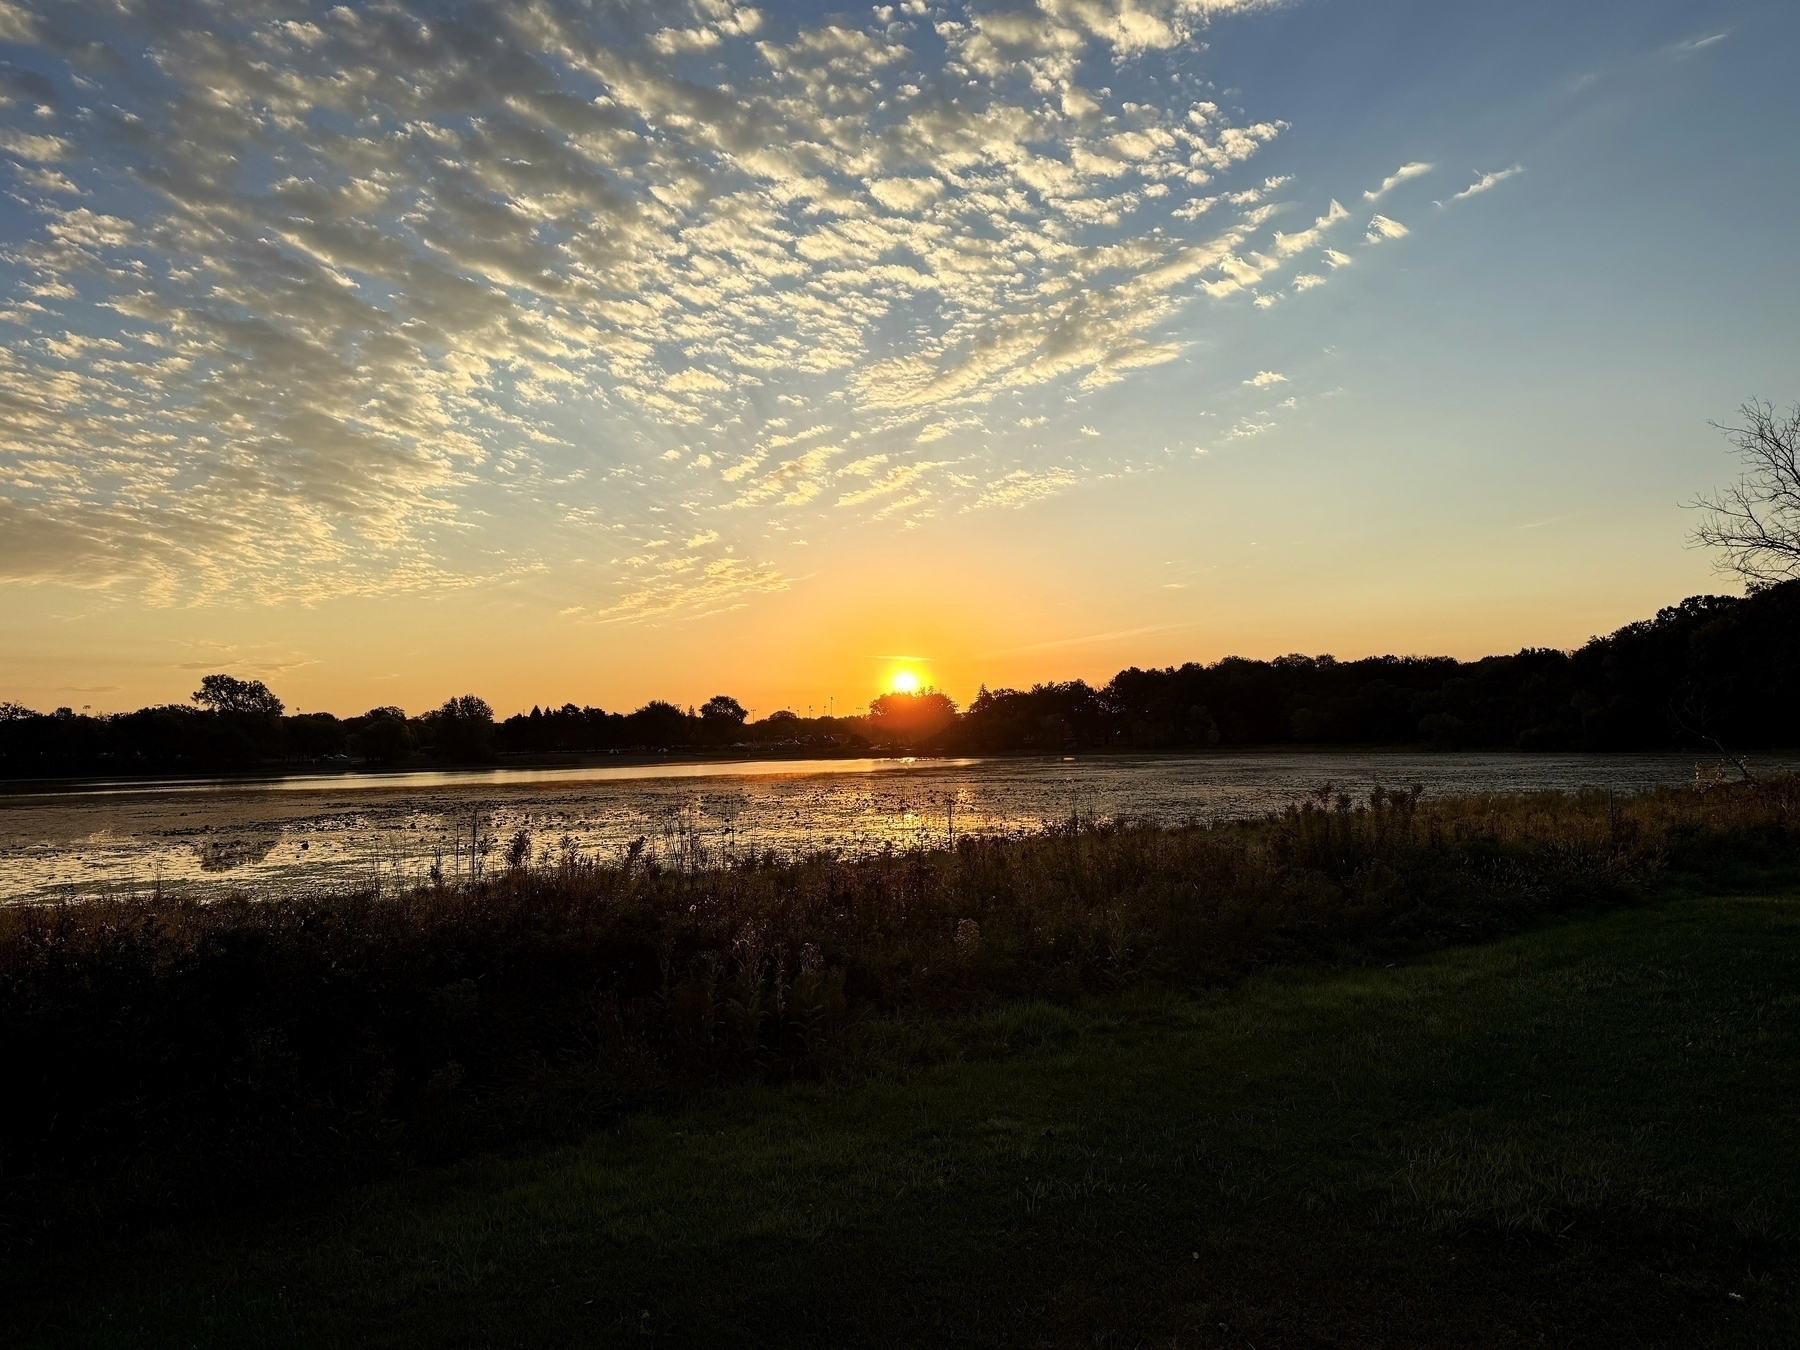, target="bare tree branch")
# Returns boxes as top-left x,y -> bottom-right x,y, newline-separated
1666,684 -> 1753,782
1687,399 -> 1800,585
